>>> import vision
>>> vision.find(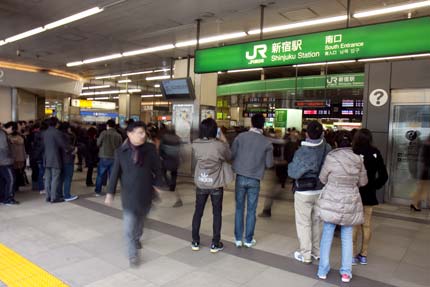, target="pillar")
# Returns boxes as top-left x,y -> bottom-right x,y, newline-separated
118,93 -> 141,127
11,87 -> 18,121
